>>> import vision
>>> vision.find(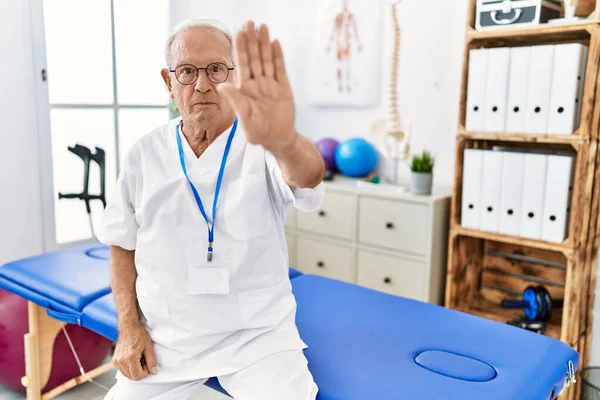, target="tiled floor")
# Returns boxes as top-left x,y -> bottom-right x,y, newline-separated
0,367 -> 228,400
0,367 -> 116,400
